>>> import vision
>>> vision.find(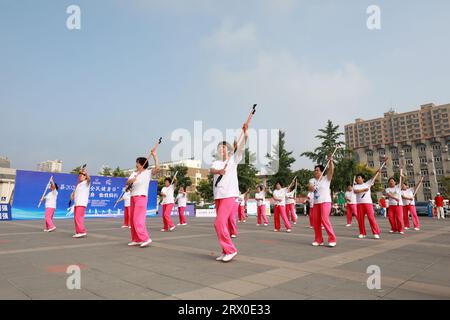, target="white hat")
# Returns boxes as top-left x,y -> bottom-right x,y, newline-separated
437,193 -> 441,195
